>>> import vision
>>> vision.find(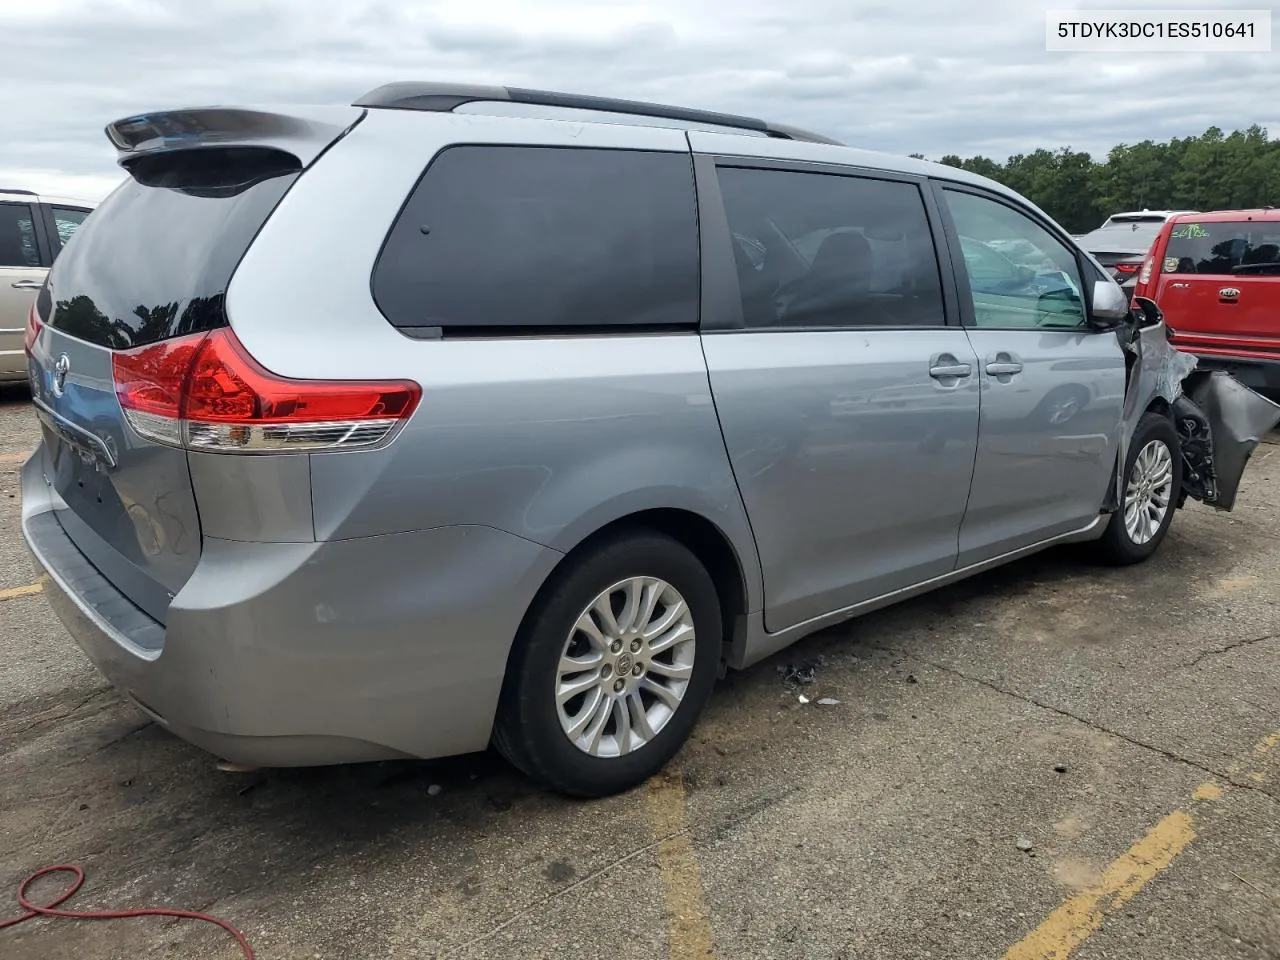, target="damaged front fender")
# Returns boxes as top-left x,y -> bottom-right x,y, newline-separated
1112,297 -> 1280,513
